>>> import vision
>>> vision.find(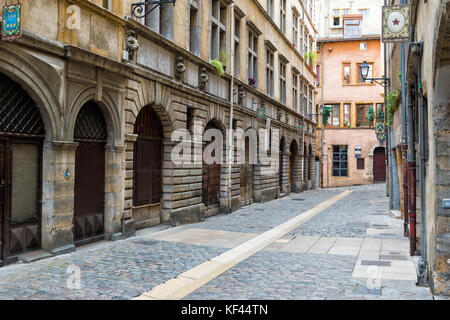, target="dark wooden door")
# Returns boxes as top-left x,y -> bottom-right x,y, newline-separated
202,163 -> 220,207
73,142 -> 105,245
240,140 -> 254,206
1,141 -> 42,262
279,151 -> 283,188
0,142 -> 4,263
290,155 -> 294,187
373,148 -> 386,182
